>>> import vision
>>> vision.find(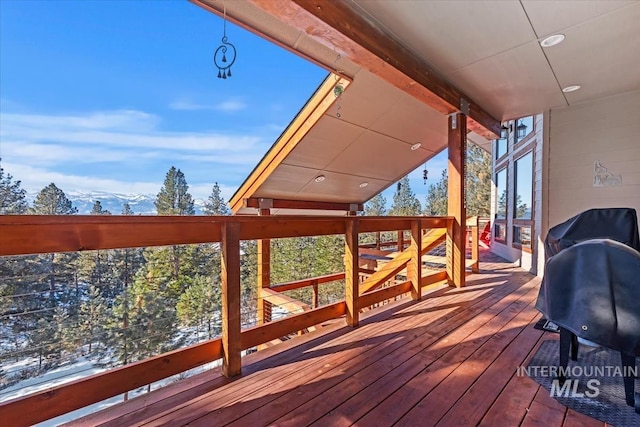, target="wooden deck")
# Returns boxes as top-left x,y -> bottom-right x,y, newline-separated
67,253 -> 606,427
